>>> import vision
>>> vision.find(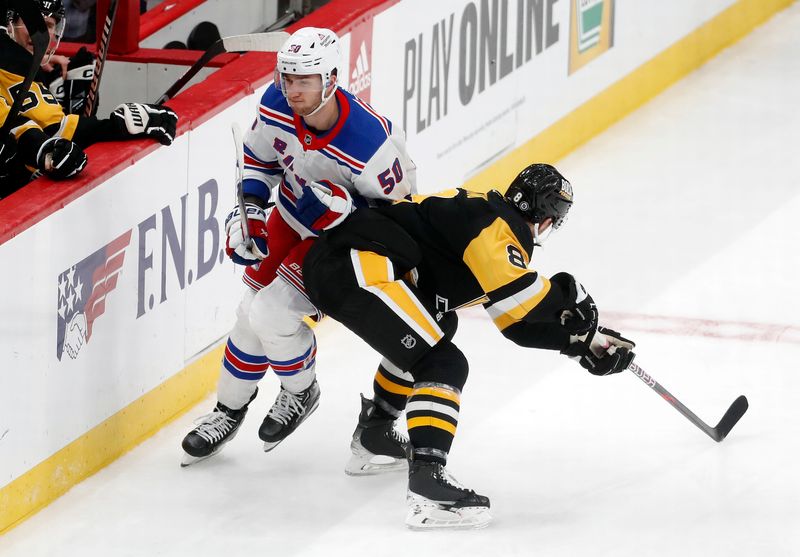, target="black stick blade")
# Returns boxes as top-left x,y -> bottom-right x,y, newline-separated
712,395 -> 749,442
